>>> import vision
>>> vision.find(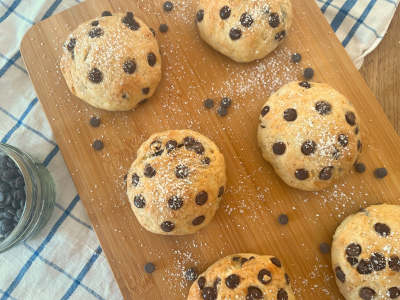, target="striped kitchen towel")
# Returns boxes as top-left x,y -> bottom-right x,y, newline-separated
0,0 -> 398,299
